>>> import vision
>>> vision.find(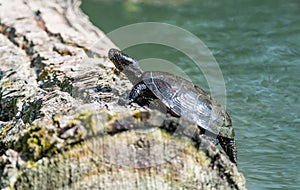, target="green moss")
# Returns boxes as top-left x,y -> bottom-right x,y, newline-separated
160,129 -> 172,139
13,125 -> 57,161
25,159 -> 36,168
0,124 -> 14,139
38,69 -> 74,94
0,96 -> 18,121
132,110 -> 152,123
20,98 -> 43,124
107,112 -> 118,122
75,111 -> 96,134
9,110 -> 101,162
59,76 -> 74,93
3,80 -> 11,87
38,69 -> 55,81
132,110 -> 141,122
66,119 -> 78,128
183,142 -> 209,166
